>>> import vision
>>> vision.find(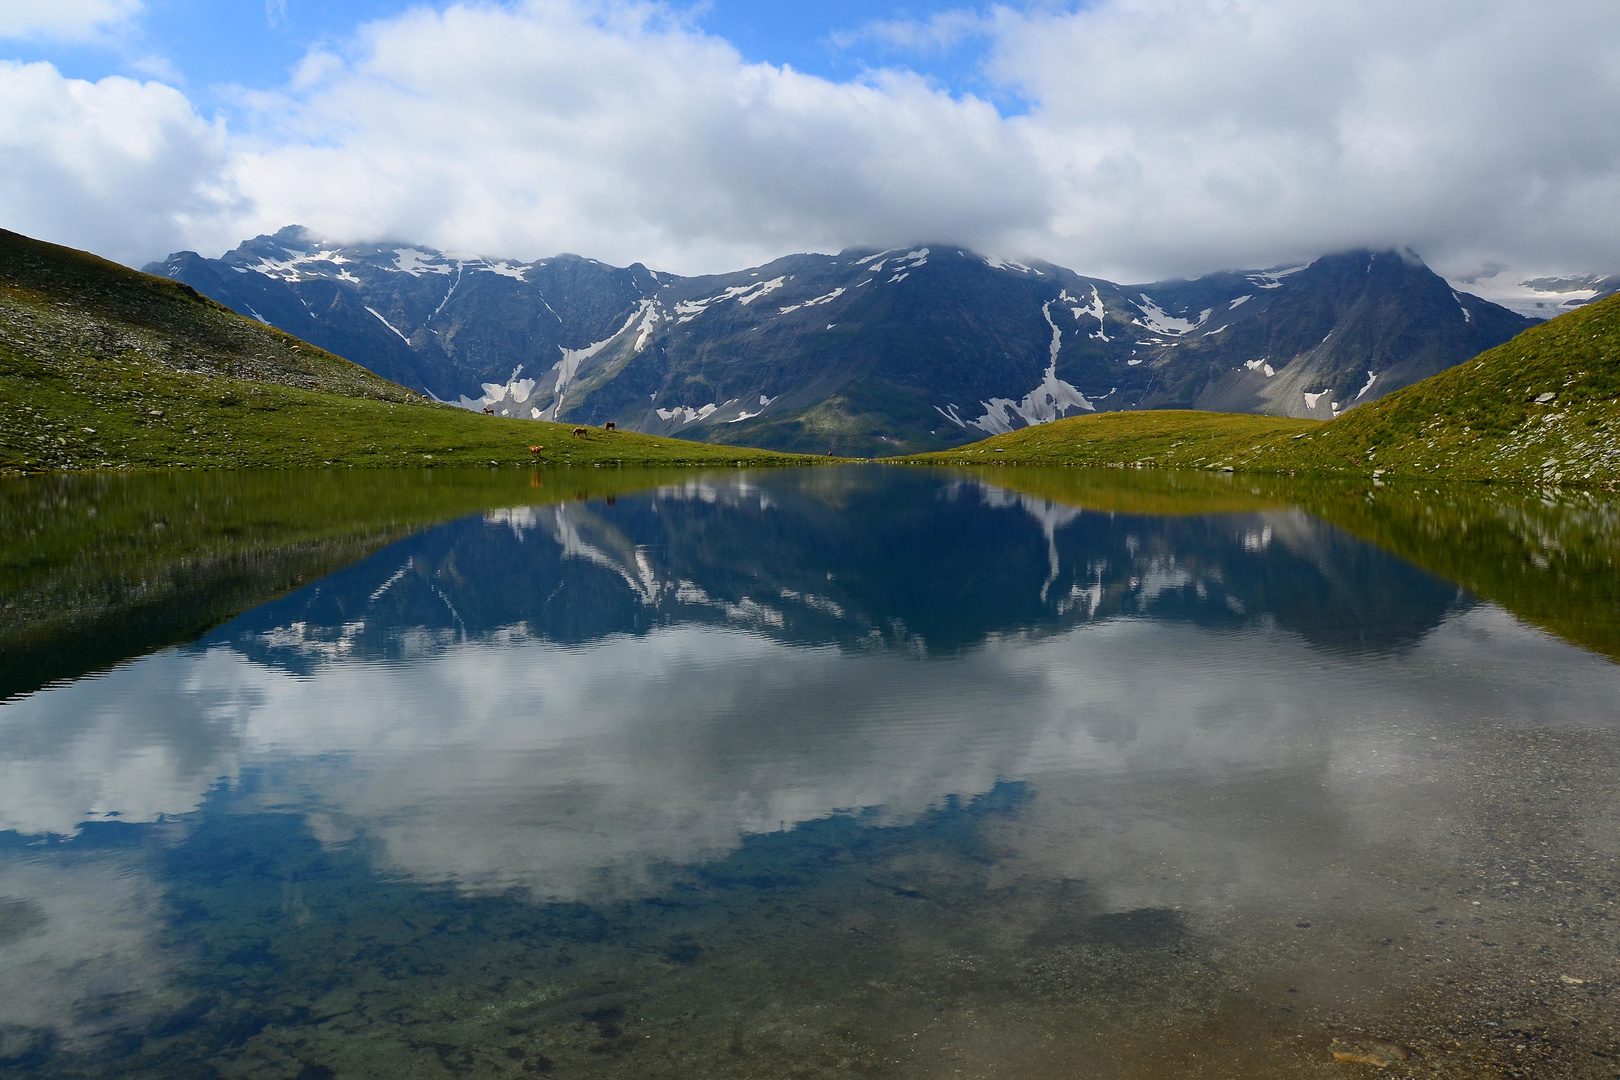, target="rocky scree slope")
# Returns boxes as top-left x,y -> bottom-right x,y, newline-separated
150,233 -> 1532,456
